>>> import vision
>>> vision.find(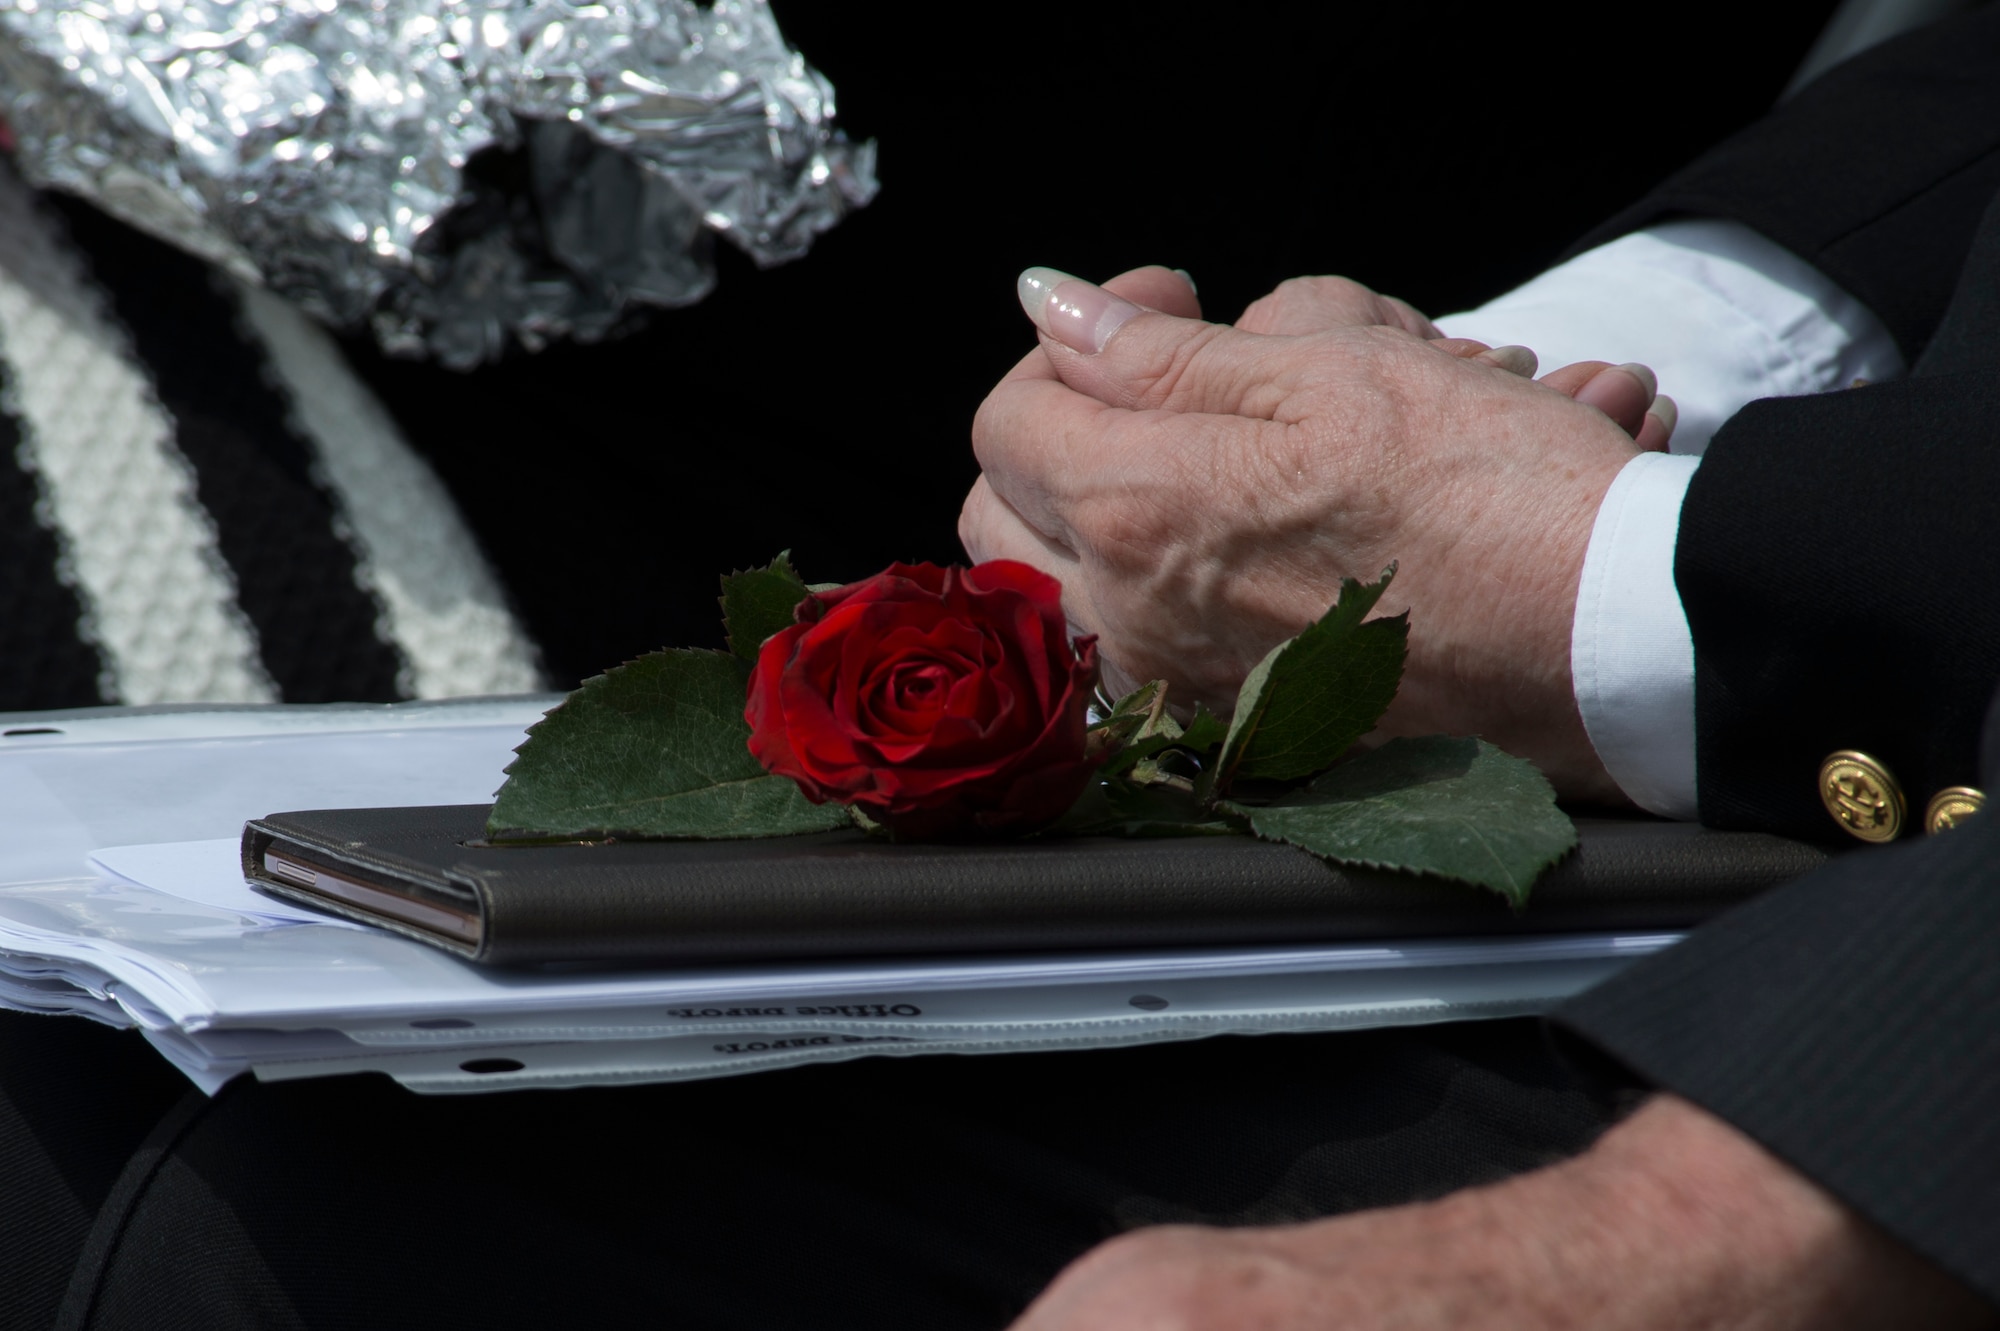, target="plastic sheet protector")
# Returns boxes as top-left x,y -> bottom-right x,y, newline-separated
0,701 -> 1680,1094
